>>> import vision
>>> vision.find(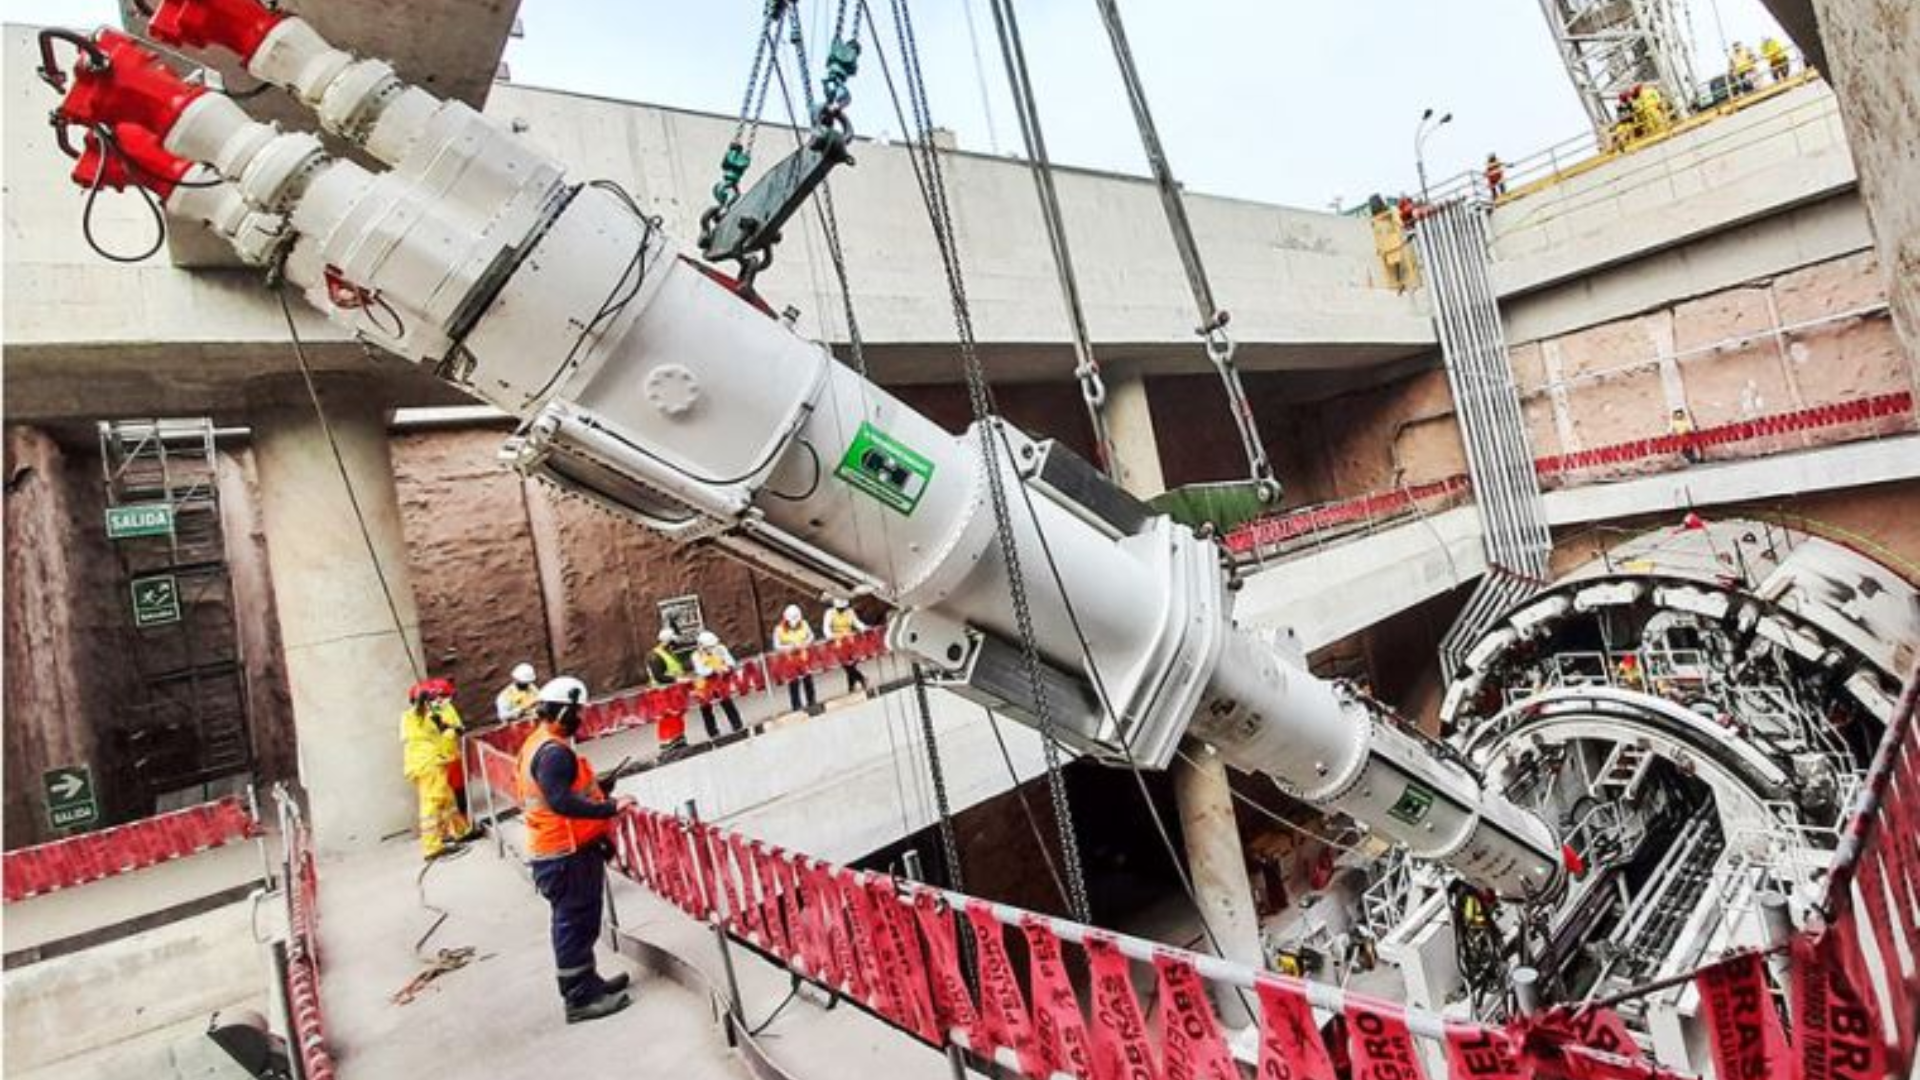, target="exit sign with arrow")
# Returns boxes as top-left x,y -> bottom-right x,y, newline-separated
44,765 -> 99,830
